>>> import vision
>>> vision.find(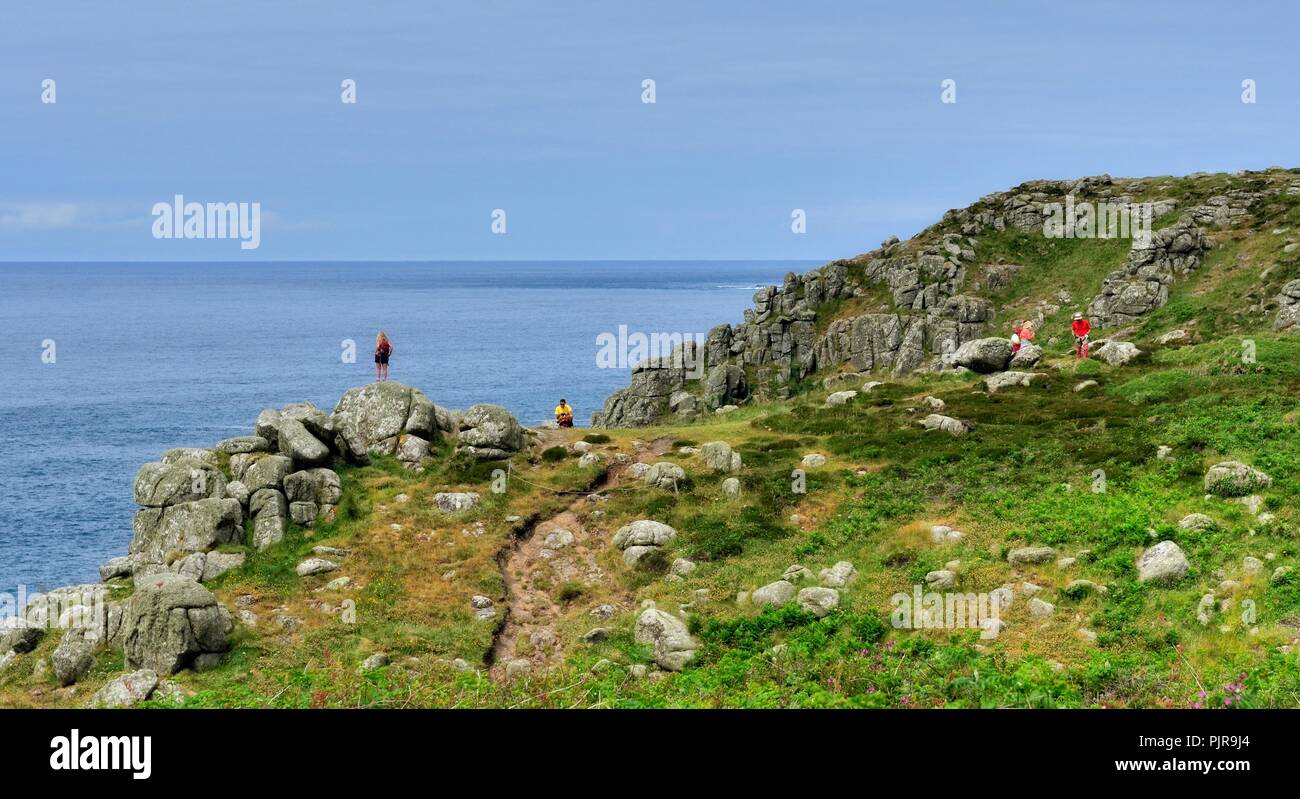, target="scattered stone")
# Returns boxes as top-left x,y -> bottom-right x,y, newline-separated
91,669 -> 159,708
721,477 -> 741,498
1029,598 -> 1055,618
634,608 -> 699,671
930,524 -> 963,544
922,396 -> 946,411
1179,513 -> 1216,531
295,558 -> 339,577
504,658 -> 531,681
1243,556 -> 1264,575
670,558 -> 696,577
825,390 -> 858,406
641,462 -> 686,490
818,561 -> 857,587
800,453 -> 827,468
1073,380 -> 1098,392
1007,546 -> 1055,567
543,529 -> 575,549
751,580 -> 796,607
1092,340 -> 1142,366
952,338 -> 1012,373
782,564 -> 814,583
359,653 -> 390,671
701,441 -> 742,473
1008,343 -> 1042,369
797,587 -> 840,618
920,414 -> 969,436
925,570 -> 956,590
984,371 -> 1038,393
434,492 -> 481,513
1204,461 -> 1272,497
1136,541 -> 1189,584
